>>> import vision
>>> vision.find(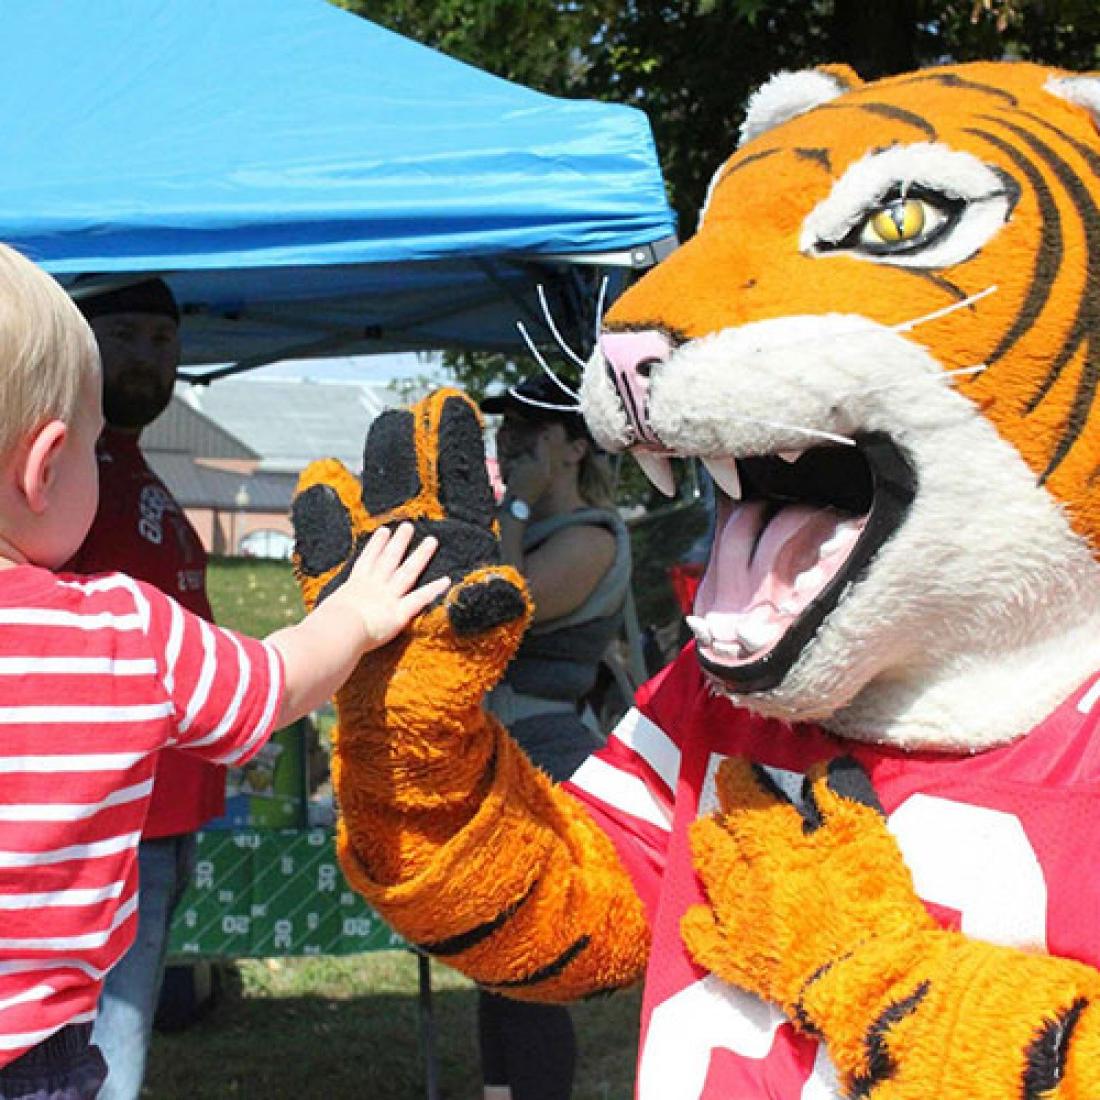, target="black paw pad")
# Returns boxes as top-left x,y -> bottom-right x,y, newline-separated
316,534 -> 367,606
361,409 -> 420,514
292,485 -> 353,577
447,576 -> 527,636
437,396 -> 495,526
